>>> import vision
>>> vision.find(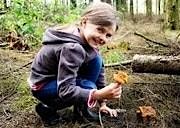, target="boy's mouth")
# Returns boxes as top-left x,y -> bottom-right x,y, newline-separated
93,38 -> 102,45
